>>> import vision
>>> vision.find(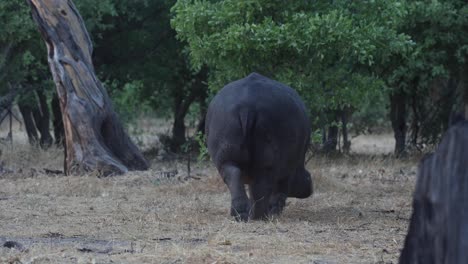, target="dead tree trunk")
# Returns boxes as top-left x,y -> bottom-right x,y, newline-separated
390,90 -> 407,157
399,121 -> 468,264
27,0 -> 149,175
